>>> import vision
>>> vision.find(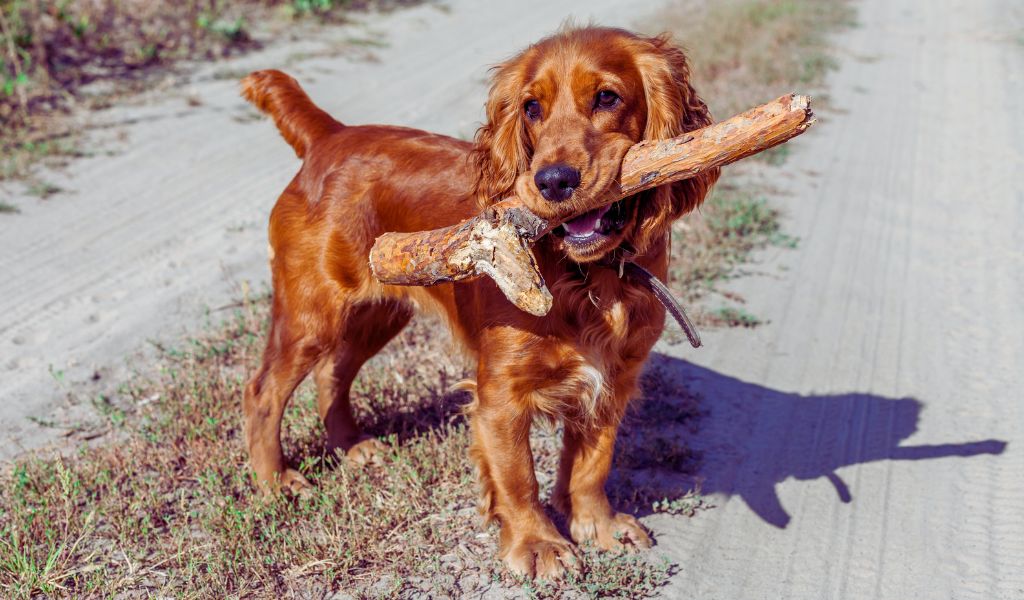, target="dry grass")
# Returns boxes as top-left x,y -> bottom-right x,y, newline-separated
0,0 -> 852,597
644,0 -> 856,117
0,299 -> 700,598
